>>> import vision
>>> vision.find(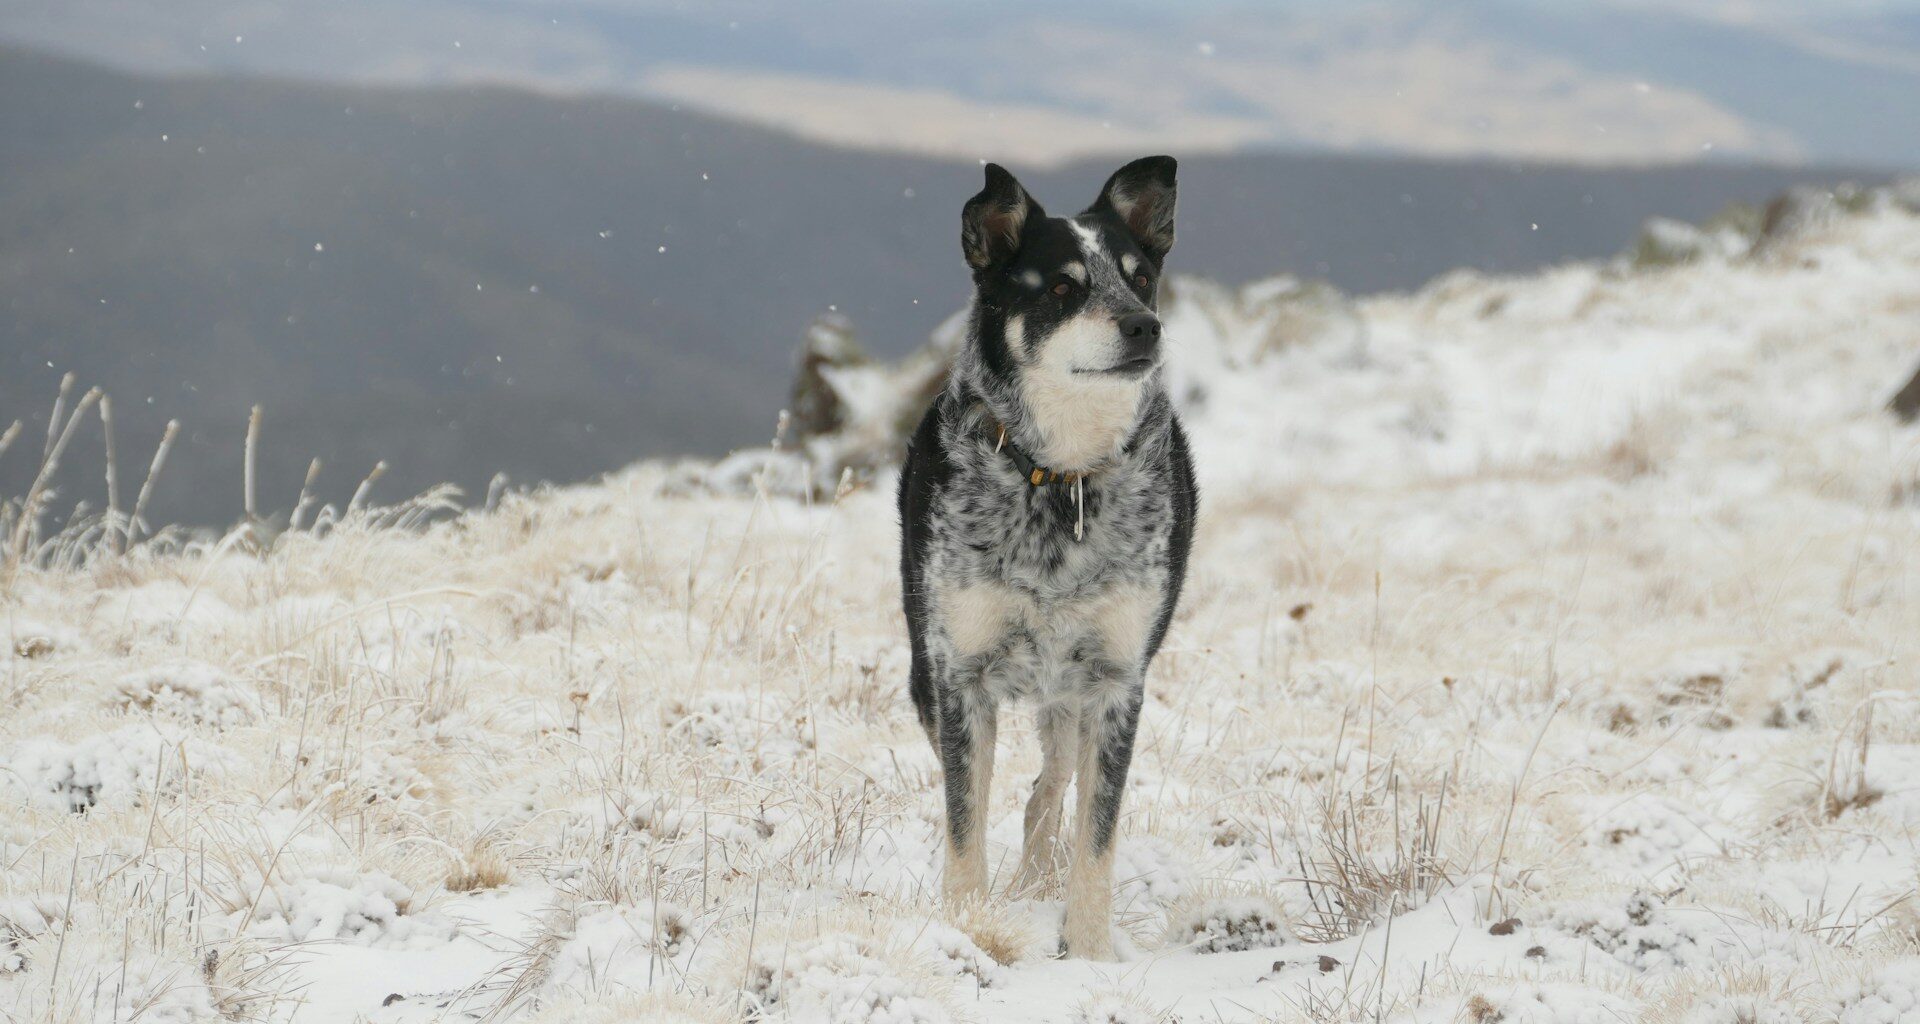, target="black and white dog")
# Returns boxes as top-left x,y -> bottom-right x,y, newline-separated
897,157 -> 1197,959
